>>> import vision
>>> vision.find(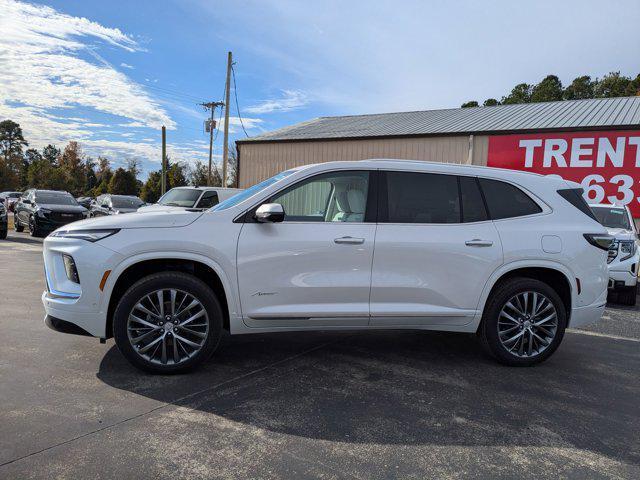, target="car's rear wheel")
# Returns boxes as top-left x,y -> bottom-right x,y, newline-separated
113,272 -> 223,374
0,227 -> 6,239
14,215 -> 24,232
480,277 -> 566,366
